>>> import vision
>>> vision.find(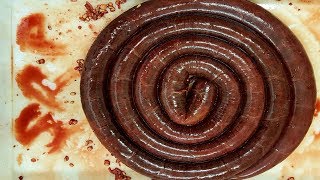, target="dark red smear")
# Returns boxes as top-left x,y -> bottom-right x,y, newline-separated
15,65 -> 76,110
314,98 -> 320,117
108,167 -> 131,180
16,13 -> 66,56
14,103 -> 69,153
